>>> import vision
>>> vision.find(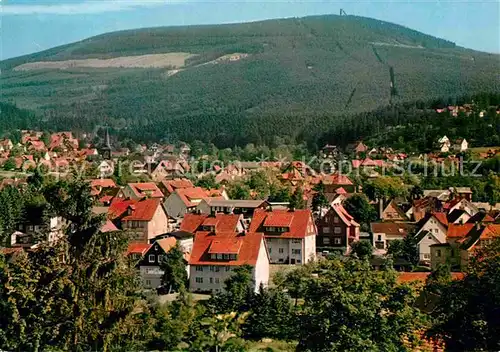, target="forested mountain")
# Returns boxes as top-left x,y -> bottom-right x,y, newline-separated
0,15 -> 499,146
